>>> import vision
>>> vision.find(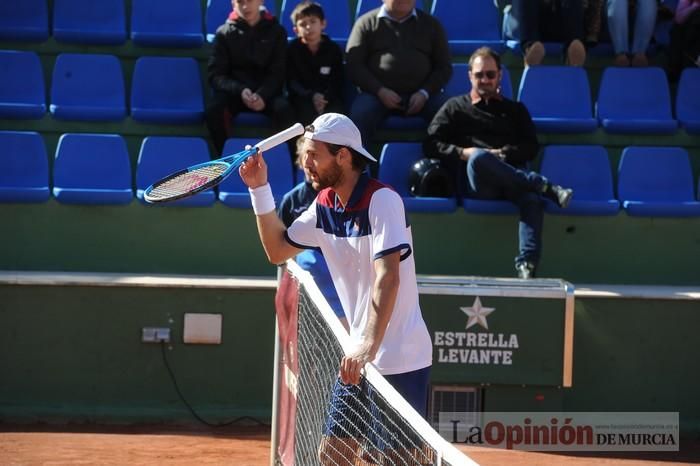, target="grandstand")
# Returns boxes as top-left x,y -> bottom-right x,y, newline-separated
1,0 -> 699,455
